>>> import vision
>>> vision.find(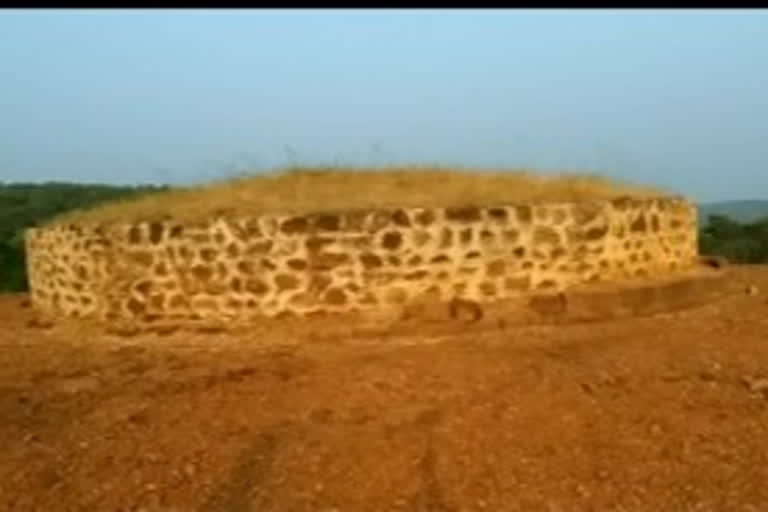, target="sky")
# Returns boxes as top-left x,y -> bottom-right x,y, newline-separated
1,9 -> 767,202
